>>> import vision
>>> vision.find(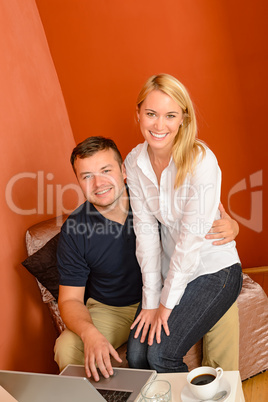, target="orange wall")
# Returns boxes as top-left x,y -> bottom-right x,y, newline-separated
36,0 -> 267,268
0,0 -> 78,373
